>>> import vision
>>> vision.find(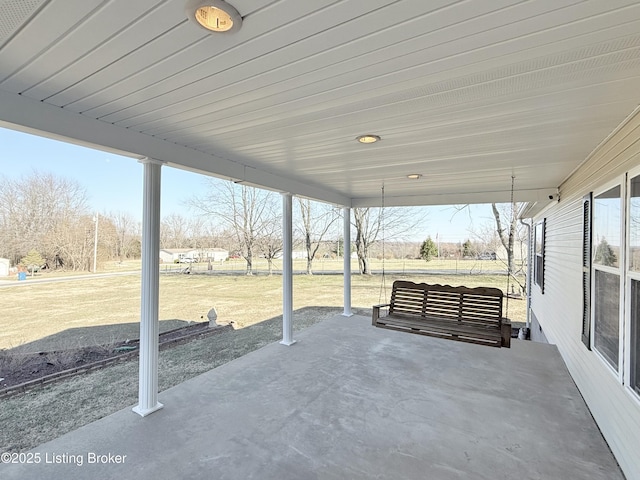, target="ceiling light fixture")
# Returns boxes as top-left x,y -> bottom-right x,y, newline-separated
356,135 -> 381,144
185,0 -> 242,33
407,174 -> 422,179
